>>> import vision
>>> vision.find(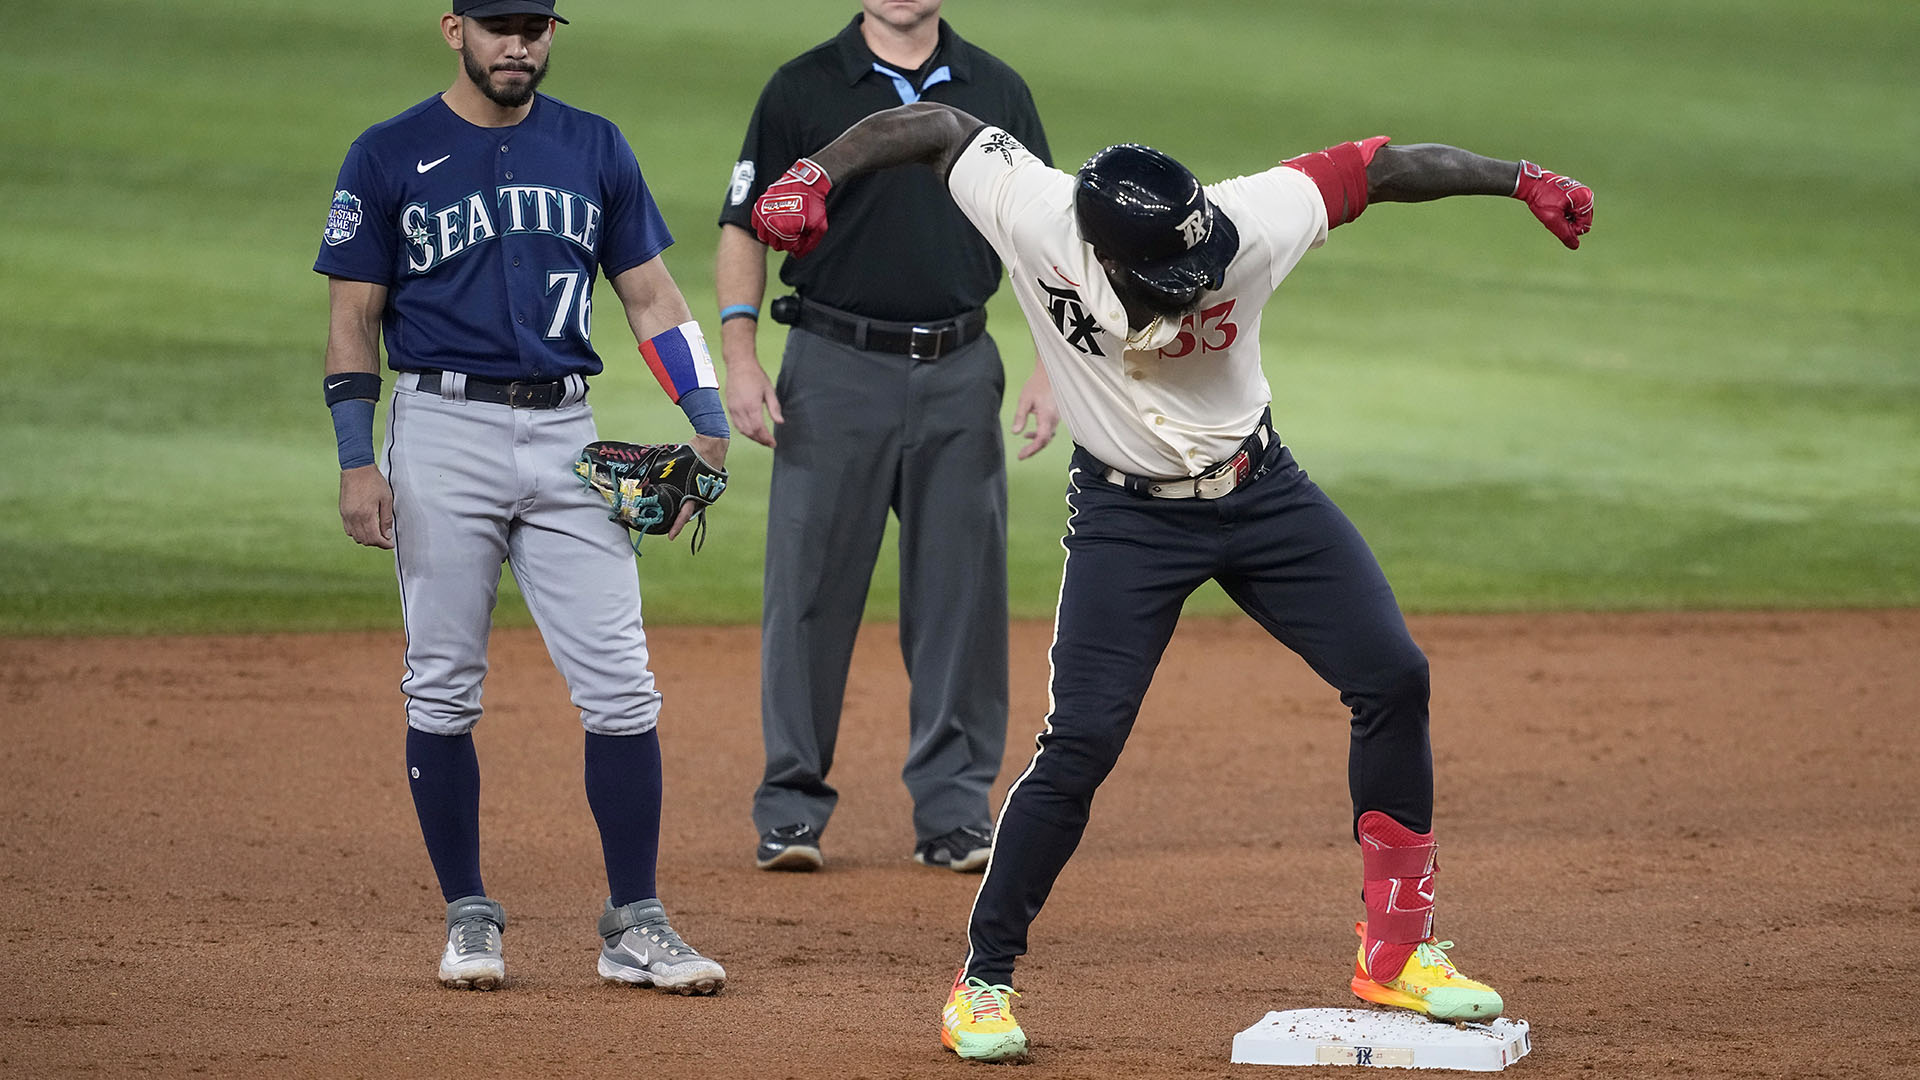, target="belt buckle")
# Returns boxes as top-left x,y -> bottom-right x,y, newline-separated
1195,450 -> 1252,499
908,325 -> 945,361
507,381 -> 544,408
